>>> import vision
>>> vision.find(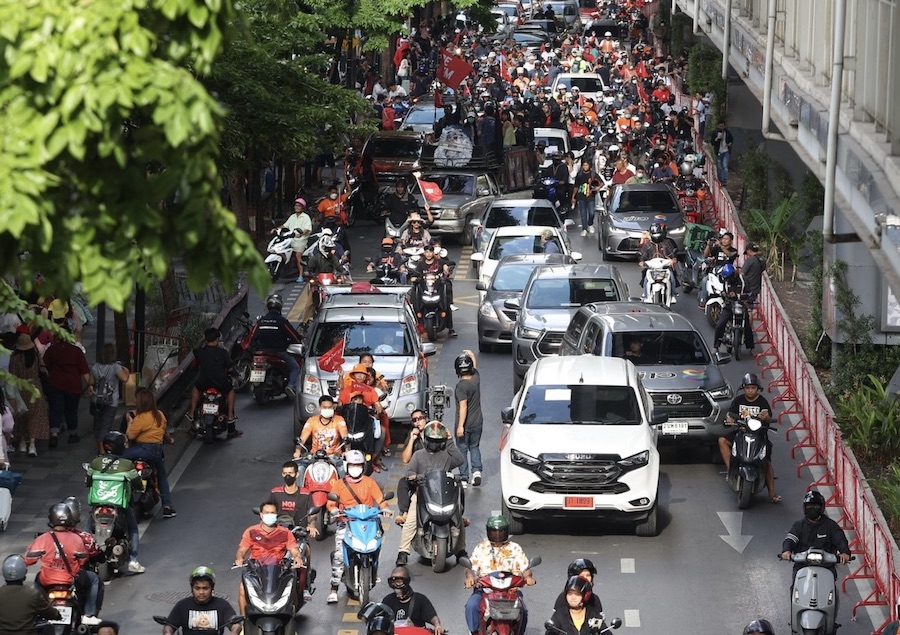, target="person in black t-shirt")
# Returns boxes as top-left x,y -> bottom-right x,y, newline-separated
188,328 -> 241,435
269,461 -> 318,602
381,566 -> 444,634
164,566 -> 241,635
